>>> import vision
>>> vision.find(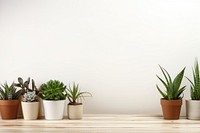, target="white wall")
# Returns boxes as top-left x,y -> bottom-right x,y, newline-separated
0,0 -> 200,115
